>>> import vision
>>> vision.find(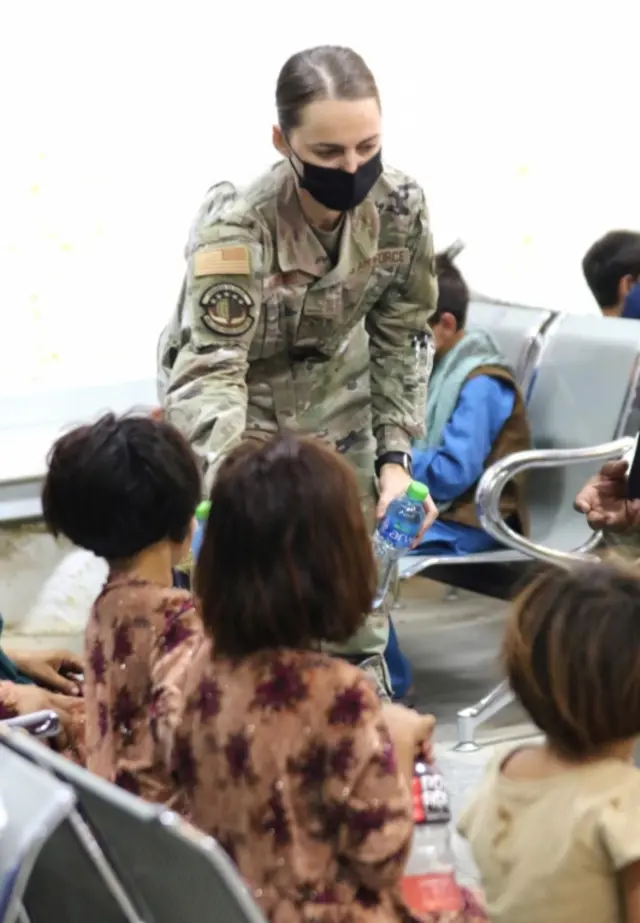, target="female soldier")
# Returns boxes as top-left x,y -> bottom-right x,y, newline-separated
158,45 -> 438,698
